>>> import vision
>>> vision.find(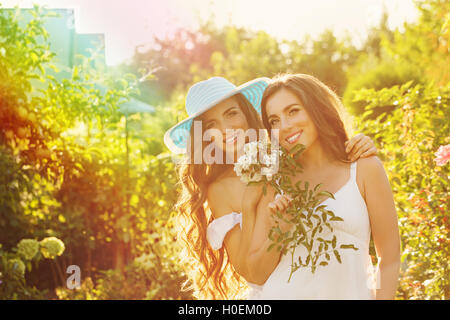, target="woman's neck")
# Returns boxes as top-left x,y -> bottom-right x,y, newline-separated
296,139 -> 332,171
